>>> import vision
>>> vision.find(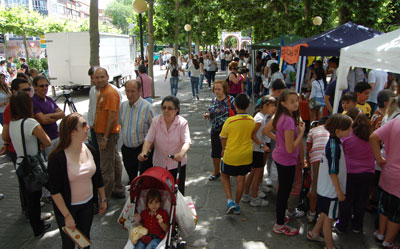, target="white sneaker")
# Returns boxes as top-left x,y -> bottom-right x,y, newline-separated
258,190 -> 267,198
259,184 -> 272,193
241,194 -> 251,203
265,178 -> 273,187
306,211 -> 316,223
250,197 -> 269,207
286,208 -> 305,219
